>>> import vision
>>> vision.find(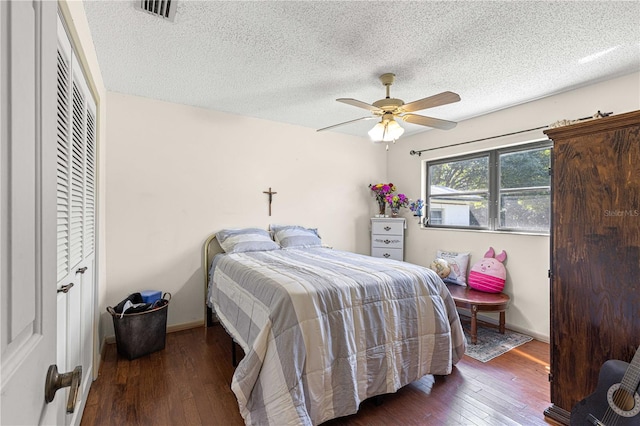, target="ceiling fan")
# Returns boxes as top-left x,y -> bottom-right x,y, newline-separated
317,73 -> 461,142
